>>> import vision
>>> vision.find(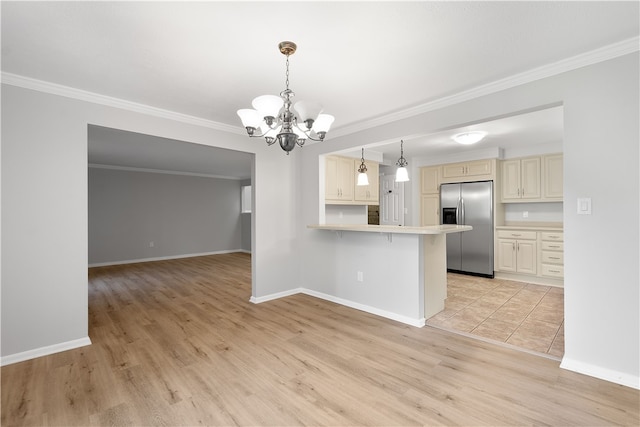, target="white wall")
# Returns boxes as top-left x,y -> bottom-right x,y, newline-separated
1,83 -> 297,361
298,53 -> 639,388
504,202 -> 563,223
88,167 -> 243,265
